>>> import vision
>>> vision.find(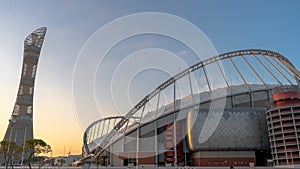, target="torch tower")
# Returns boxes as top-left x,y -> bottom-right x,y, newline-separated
3,27 -> 47,145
